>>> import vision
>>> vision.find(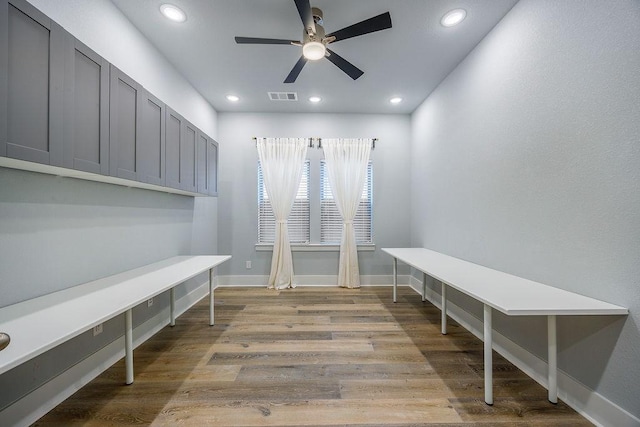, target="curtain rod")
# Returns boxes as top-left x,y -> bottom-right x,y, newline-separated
252,137 -> 378,149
